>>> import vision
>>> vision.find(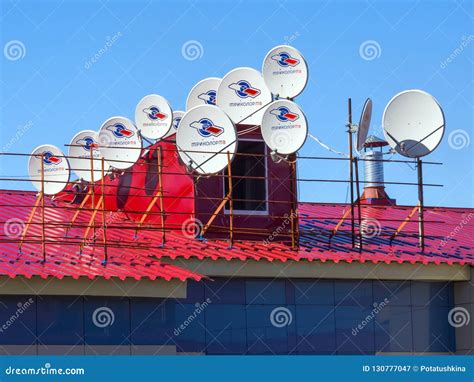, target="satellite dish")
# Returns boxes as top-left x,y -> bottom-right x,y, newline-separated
28,144 -> 70,195
262,45 -> 308,99
216,67 -> 272,125
176,105 -> 237,174
261,100 -> 308,155
356,98 -> 372,151
186,77 -> 221,110
68,130 -> 110,182
135,94 -> 173,140
165,110 -> 185,138
98,116 -> 143,170
383,89 -> 445,158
